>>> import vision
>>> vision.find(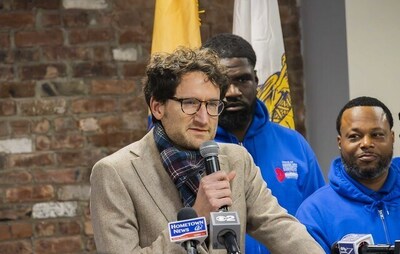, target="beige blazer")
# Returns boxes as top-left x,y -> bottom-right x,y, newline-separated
90,130 -> 324,254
